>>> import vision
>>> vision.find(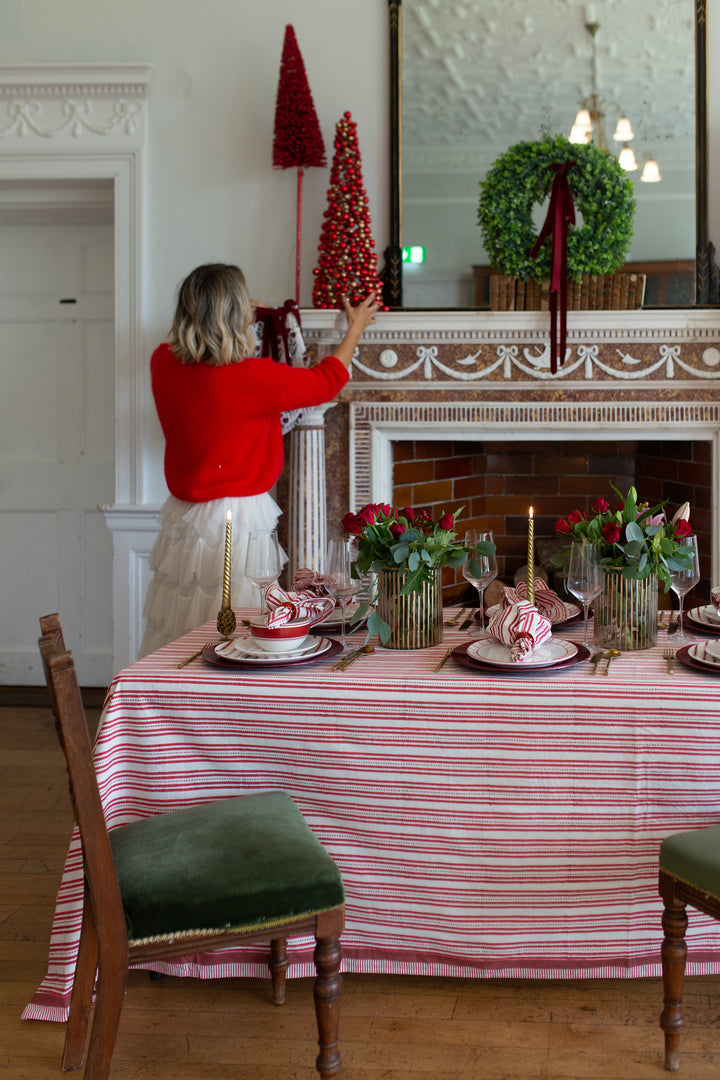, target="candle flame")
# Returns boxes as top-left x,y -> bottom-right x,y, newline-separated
529,506 -> 534,517
226,510 -> 232,522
